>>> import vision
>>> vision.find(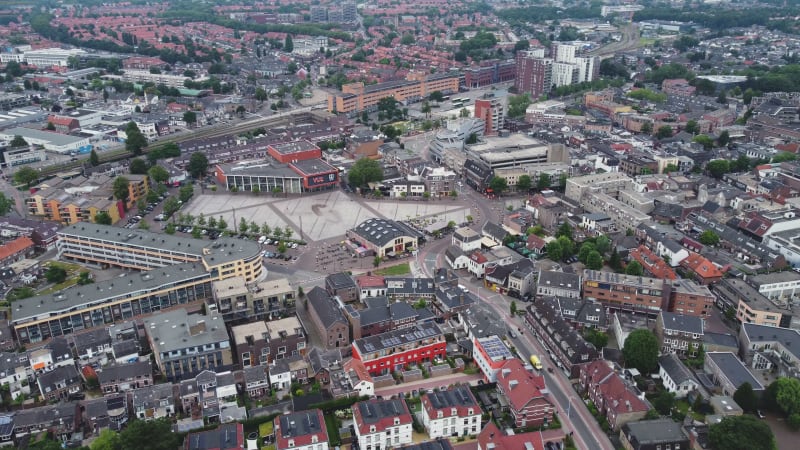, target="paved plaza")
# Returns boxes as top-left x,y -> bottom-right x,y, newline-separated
182,190 -> 473,242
